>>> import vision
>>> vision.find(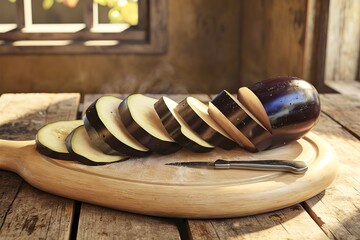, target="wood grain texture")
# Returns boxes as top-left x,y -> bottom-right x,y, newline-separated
320,94 -> 360,139
303,98 -> 360,239
325,80 -> 360,97
0,93 -> 80,239
325,0 -> 360,82
77,204 -> 180,240
304,0 -> 331,92
0,131 -> 337,219
0,184 -> 74,239
239,0 -> 307,86
188,204 -> 328,240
